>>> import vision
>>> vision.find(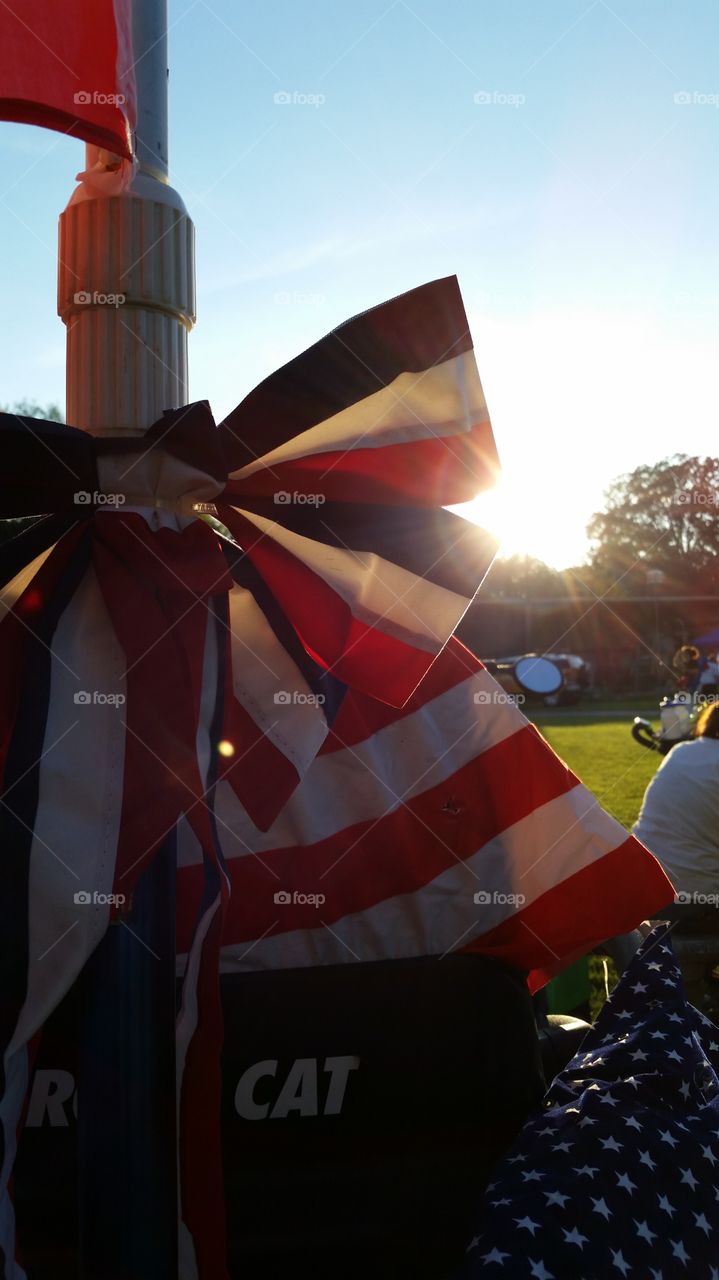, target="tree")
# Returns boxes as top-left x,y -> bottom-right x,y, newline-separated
482,554 -> 567,600
0,400 -> 63,422
587,454 -> 719,593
